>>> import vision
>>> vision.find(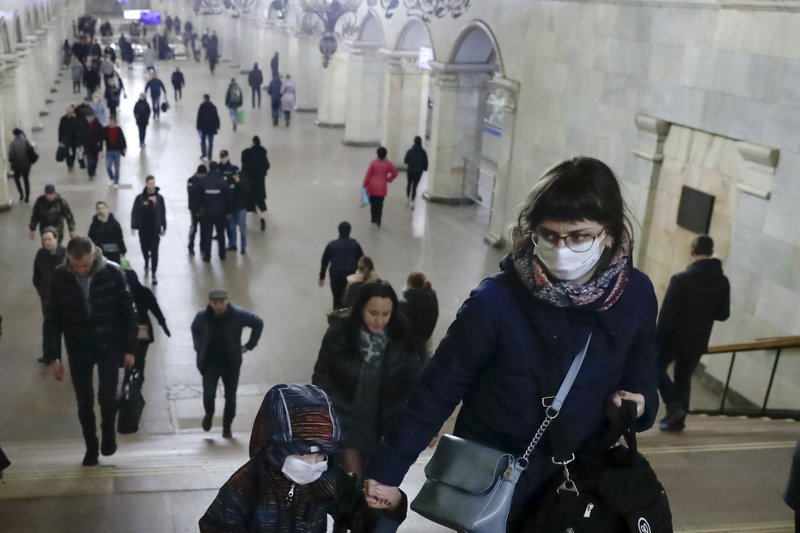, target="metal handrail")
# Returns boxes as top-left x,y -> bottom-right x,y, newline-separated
691,336 -> 800,420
